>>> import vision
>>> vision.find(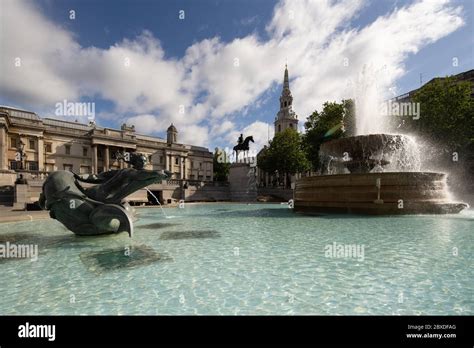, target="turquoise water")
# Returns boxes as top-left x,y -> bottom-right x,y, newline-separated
0,203 -> 473,315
